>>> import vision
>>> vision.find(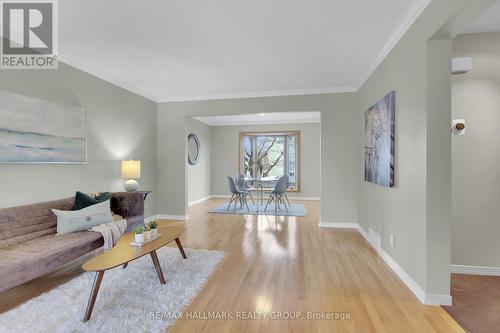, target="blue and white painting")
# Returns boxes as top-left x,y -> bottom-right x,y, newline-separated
0,90 -> 86,163
364,91 -> 395,187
